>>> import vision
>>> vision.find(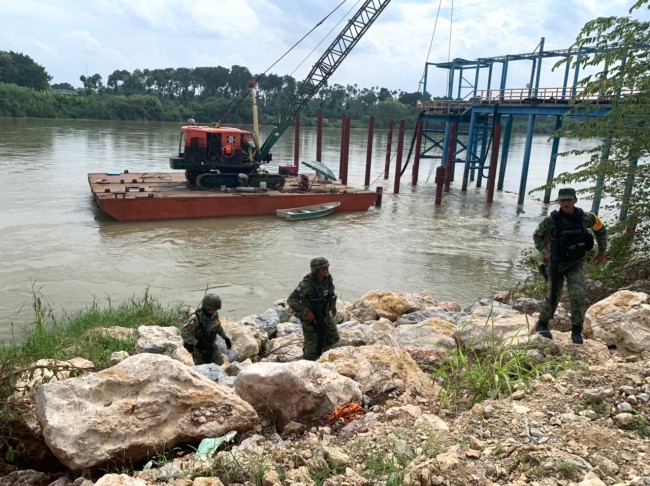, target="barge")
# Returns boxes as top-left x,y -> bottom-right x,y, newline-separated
88,171 -> 377,222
